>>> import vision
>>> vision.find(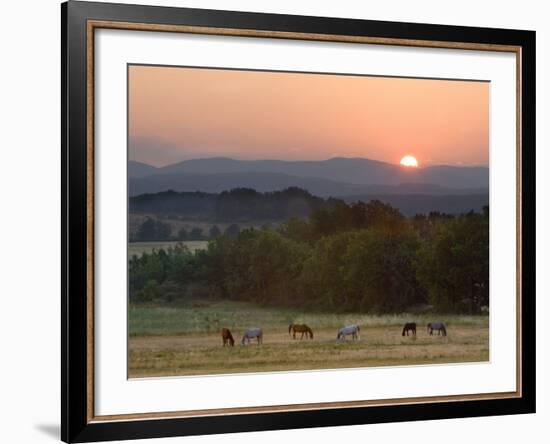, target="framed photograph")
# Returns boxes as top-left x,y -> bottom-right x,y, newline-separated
61,1 -> 535,442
